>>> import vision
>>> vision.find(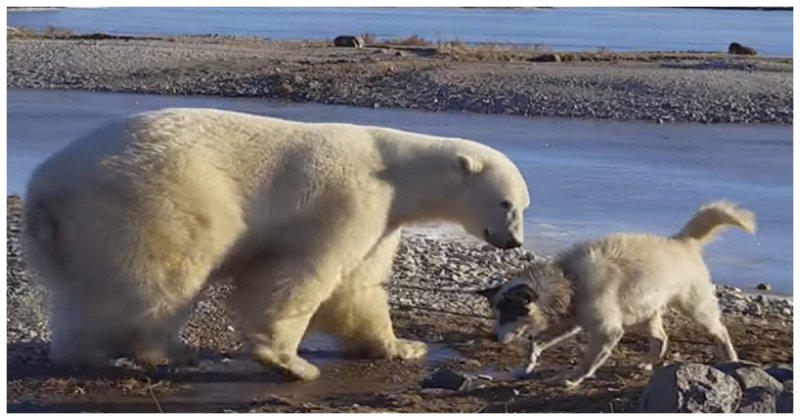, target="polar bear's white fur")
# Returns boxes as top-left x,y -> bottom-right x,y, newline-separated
23,108 -> 530,380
